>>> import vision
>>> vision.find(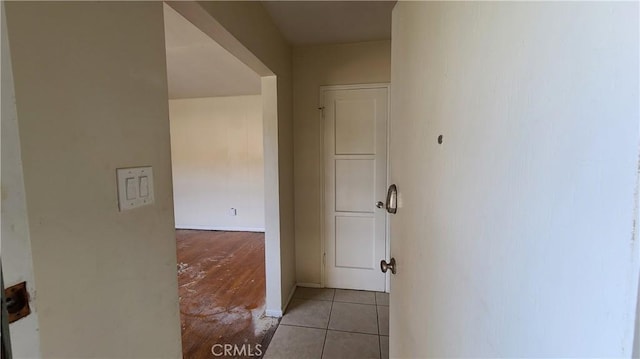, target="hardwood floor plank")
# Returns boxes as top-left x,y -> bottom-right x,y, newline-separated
176,230 -> 277,359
